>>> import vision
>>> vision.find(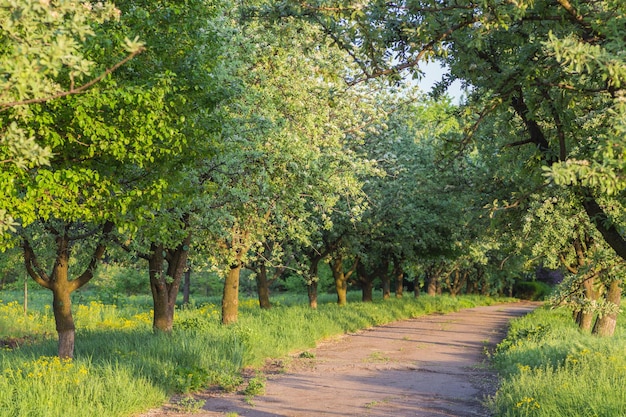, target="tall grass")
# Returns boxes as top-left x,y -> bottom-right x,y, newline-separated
488,305 -> 626,416
0,289 -> 511,417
